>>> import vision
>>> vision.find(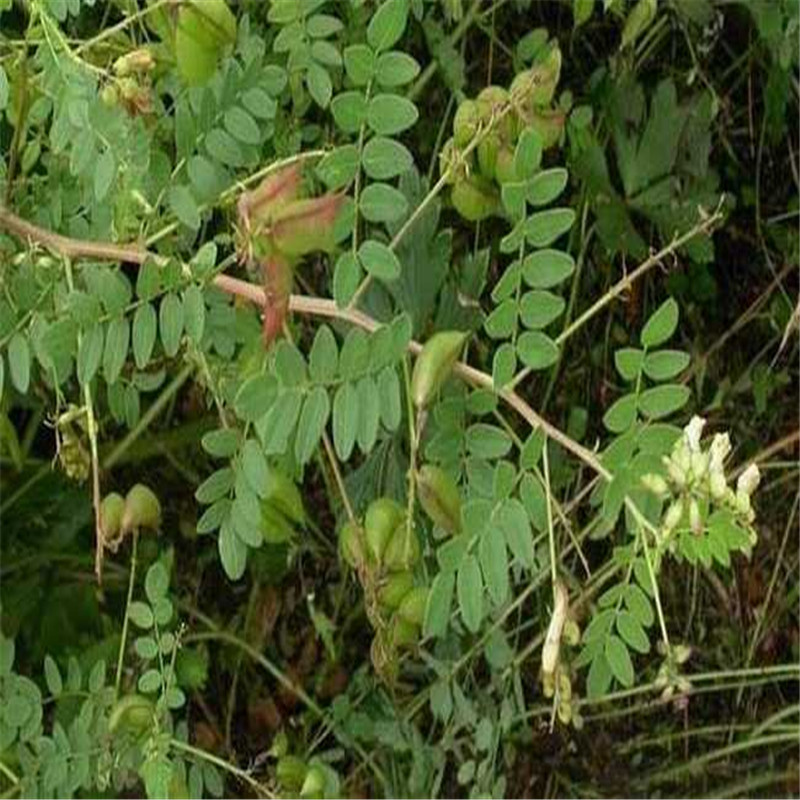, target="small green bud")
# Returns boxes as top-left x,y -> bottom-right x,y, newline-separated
300,765 -> 326,799
276,756 -> 307,792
